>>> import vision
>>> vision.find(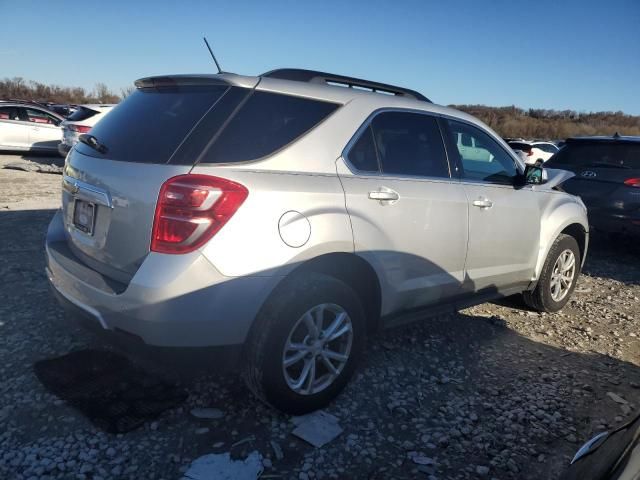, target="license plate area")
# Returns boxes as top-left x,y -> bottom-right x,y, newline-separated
73,199 -> 96,235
